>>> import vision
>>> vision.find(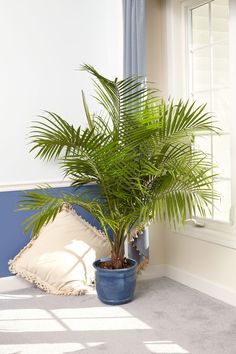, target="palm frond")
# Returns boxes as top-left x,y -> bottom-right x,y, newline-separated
159,99 -> 219,140
30,111 -> 81,160
81,64 -> 161,142
18,190 -> 113,245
